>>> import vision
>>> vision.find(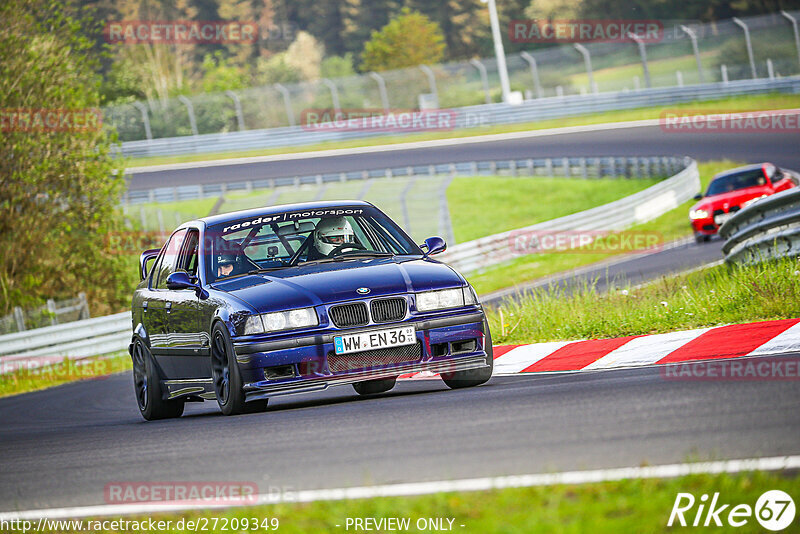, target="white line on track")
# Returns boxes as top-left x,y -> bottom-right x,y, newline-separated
3,455 -> 798,520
